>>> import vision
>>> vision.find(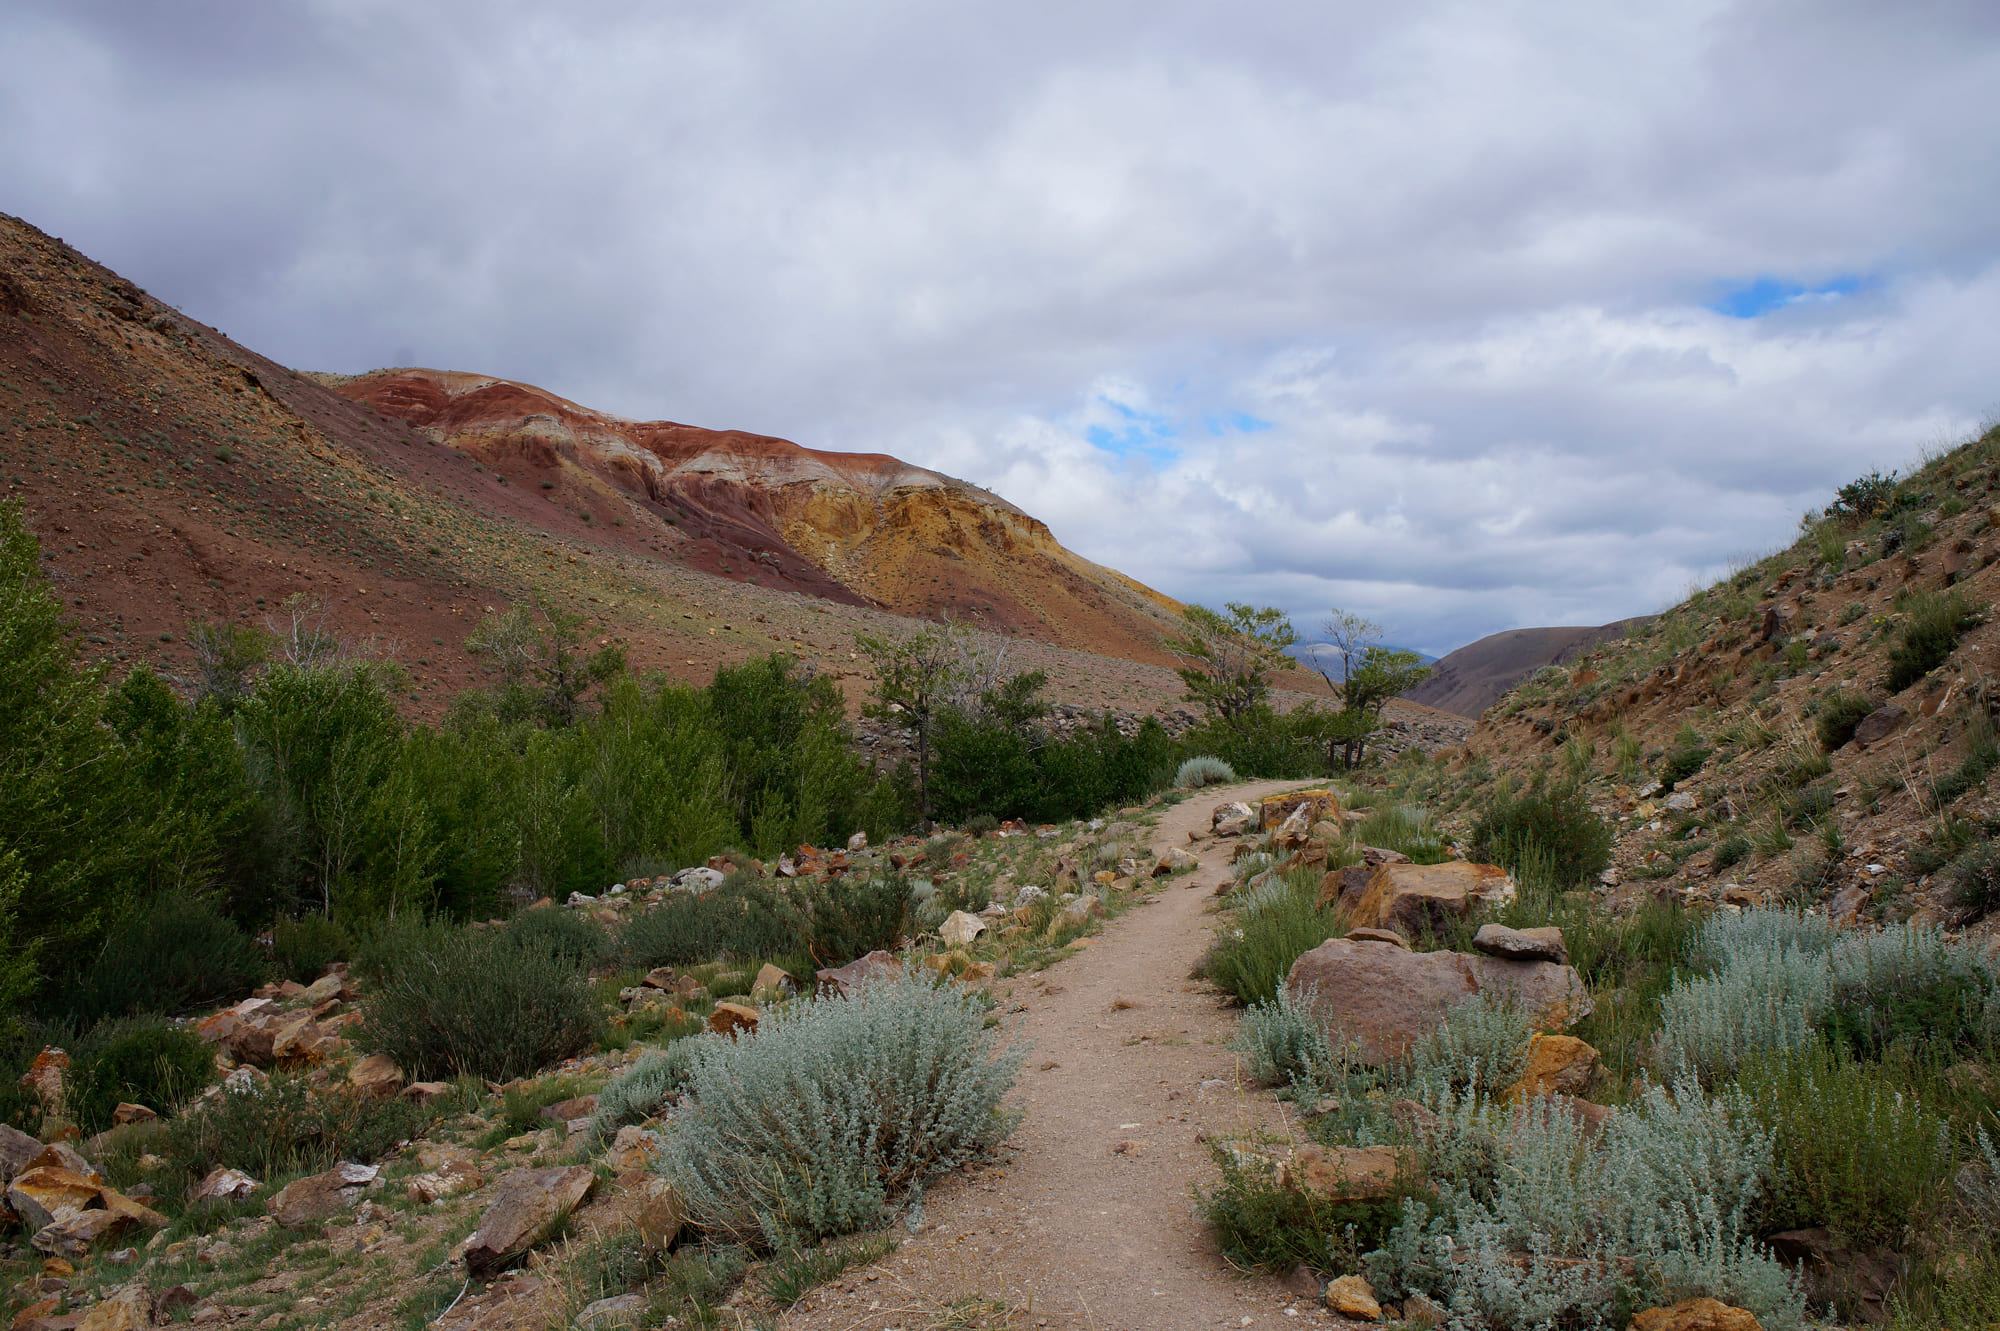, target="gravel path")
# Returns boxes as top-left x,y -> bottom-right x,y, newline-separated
780,782 -> 1354,1331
